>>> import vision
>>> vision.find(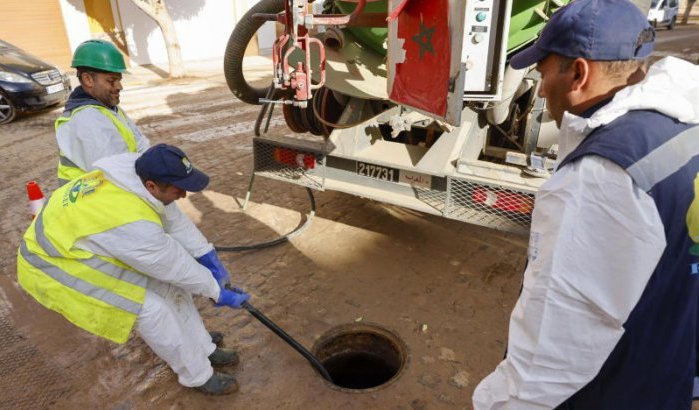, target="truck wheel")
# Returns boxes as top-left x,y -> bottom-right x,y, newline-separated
668,17 -> 676,30
224,0 -> 285,105
0,91 -> 17,124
